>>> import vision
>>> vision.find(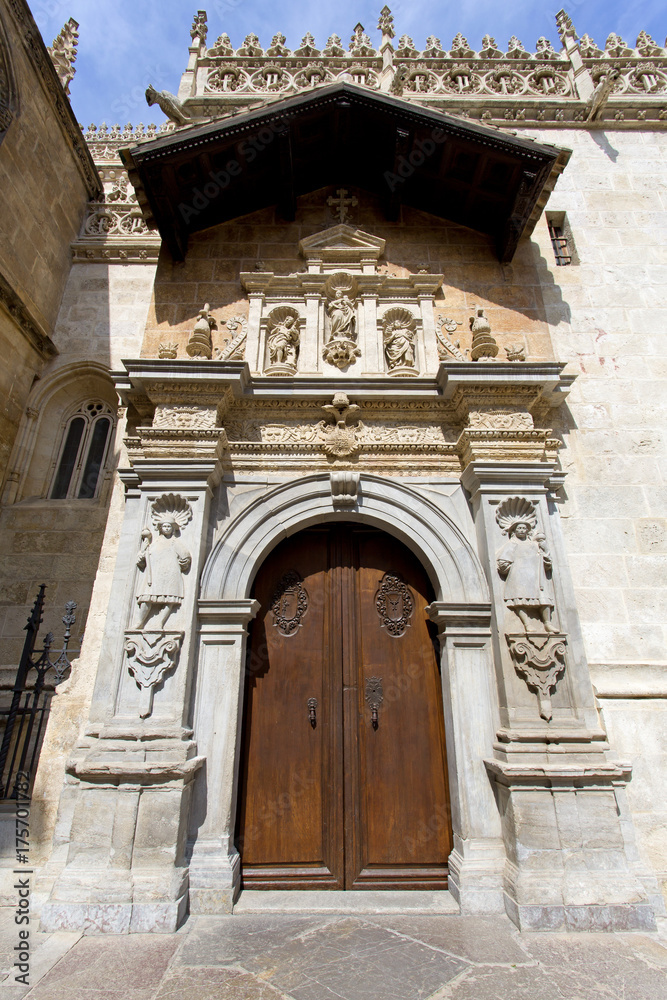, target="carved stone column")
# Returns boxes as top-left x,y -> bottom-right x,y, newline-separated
41,365 -> 243,933
187,599 -> 259,913
427,604 -> 505,914
461,460 -> 661,930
